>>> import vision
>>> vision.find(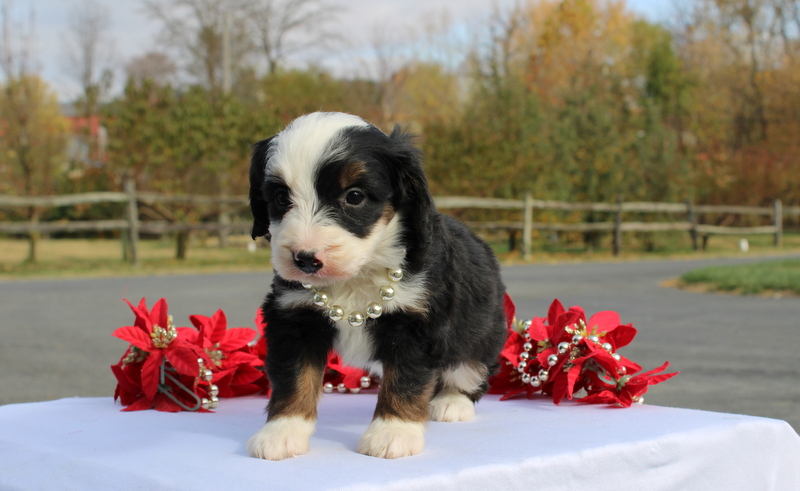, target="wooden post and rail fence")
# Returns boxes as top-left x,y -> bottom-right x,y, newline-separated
0,179 -> 797,264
